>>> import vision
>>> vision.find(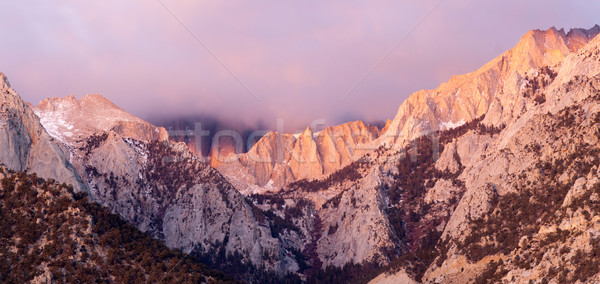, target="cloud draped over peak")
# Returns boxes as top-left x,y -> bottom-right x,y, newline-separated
0,0 -> 598,131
